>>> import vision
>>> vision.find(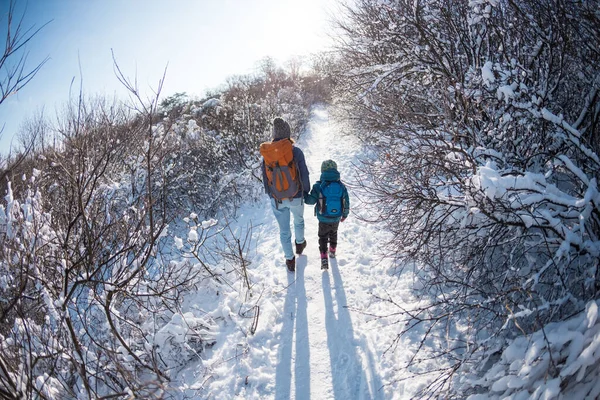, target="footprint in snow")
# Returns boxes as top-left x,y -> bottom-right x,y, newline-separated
358,255 -> 372,265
